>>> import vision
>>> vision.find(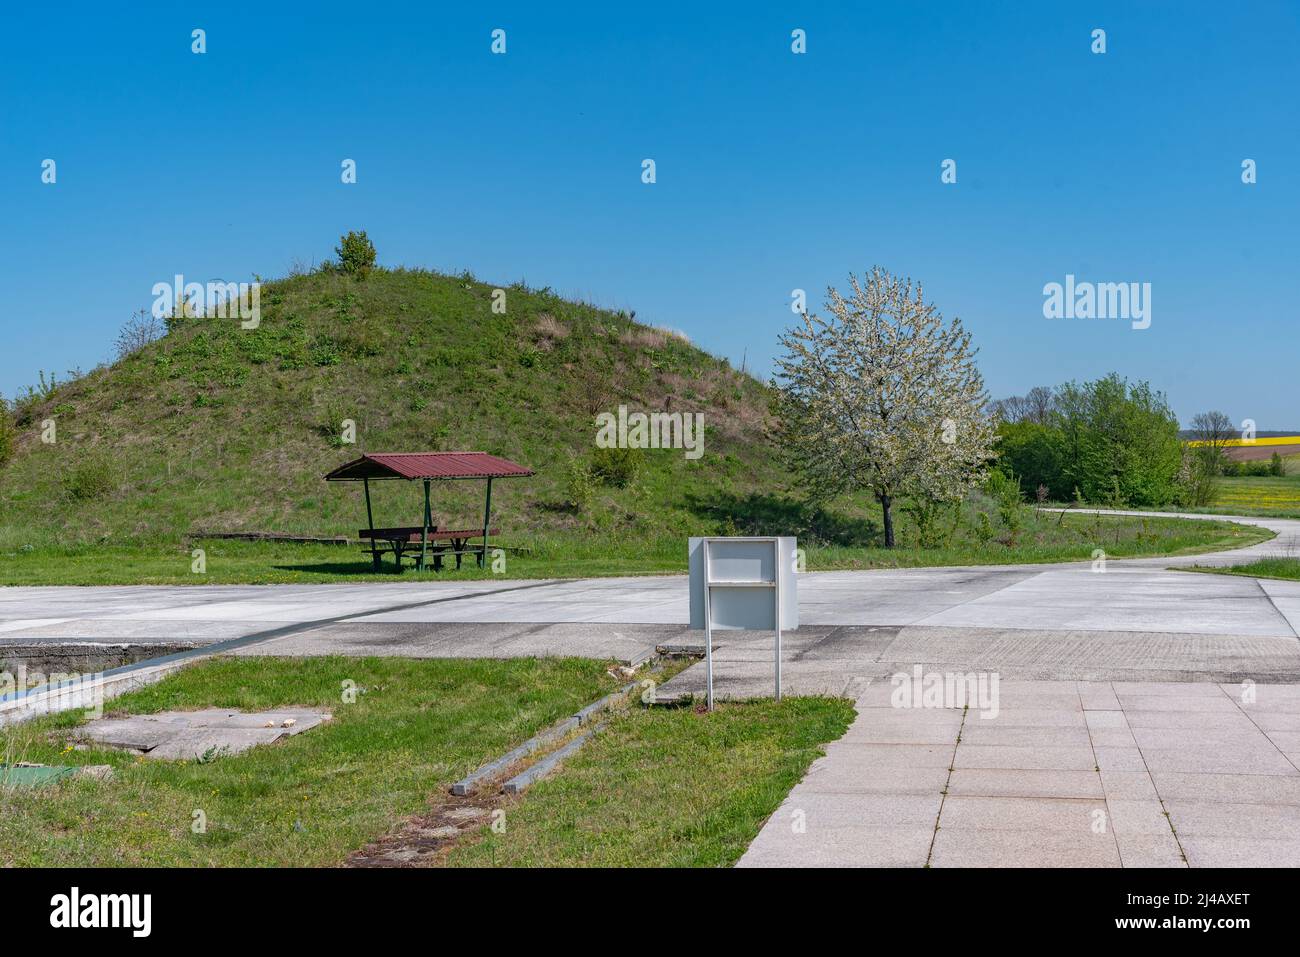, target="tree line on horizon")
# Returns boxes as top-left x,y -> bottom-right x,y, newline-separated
992,385 -> 1284,509
769,267 -> 1271,546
